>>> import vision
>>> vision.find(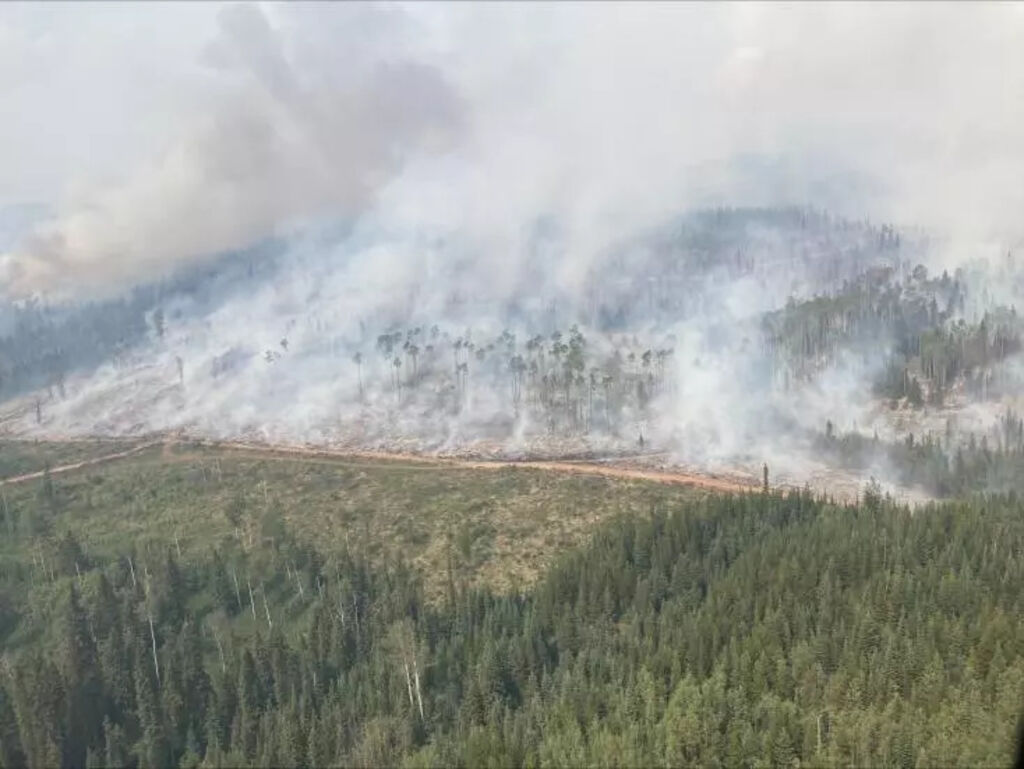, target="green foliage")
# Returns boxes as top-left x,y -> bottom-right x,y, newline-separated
0,439 -> 139,480
818,409 -> 1024,497
0,470 -> 1020,767
764,265 -> 1022,407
